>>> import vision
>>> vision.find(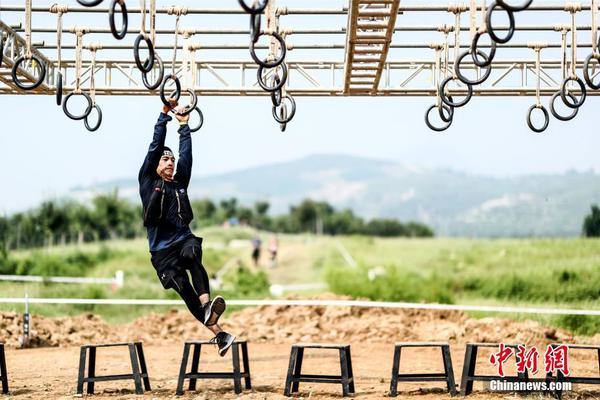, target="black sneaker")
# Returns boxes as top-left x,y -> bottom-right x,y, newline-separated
210,331 -> 236,357
203,295 -> 226,326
